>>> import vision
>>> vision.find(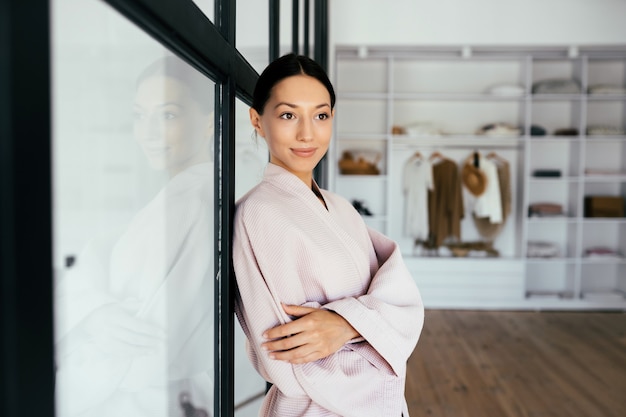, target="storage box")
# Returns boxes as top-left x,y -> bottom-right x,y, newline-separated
584,196 -> 624,218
